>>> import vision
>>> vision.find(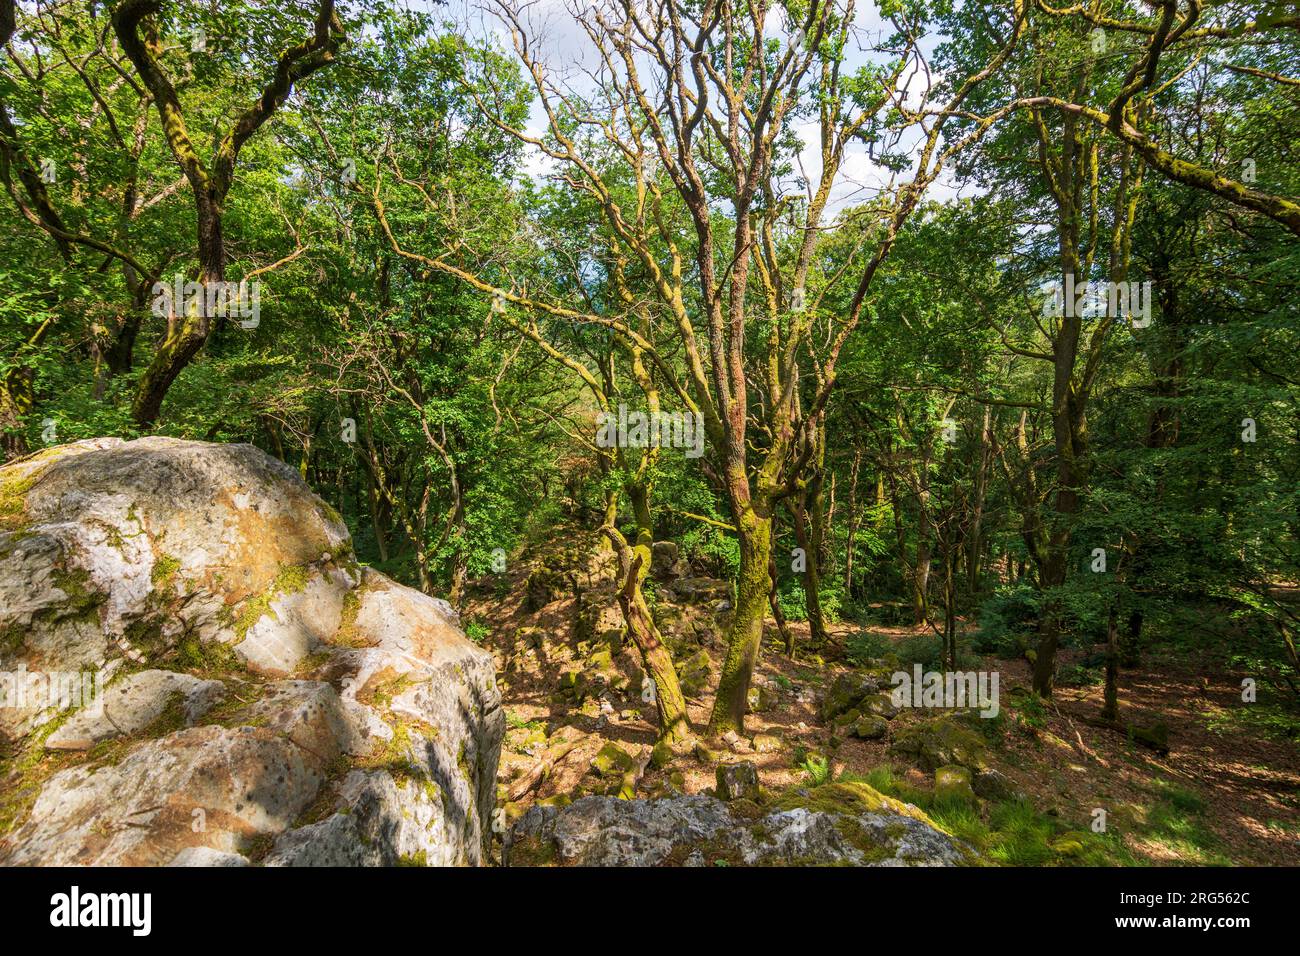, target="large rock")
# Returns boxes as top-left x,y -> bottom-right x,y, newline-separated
933,765 -> 977,805
677,648 -> 712,698
44,669 -> 225,751
523,563 -> 571,612
0,437 -> 503,866
821,670 -> 890,722
650,541 -> 690,580
667,576 -> 732,605
574,589 -> 626,648
889,715 -> 989,772
972,767 -> 1021,802
505,785 -> 973,866
850,714 -> 889,740
715,762 -> 760,802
